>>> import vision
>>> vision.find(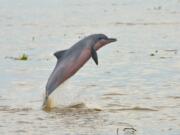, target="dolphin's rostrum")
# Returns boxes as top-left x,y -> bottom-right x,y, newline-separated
43,34 -> 117,108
